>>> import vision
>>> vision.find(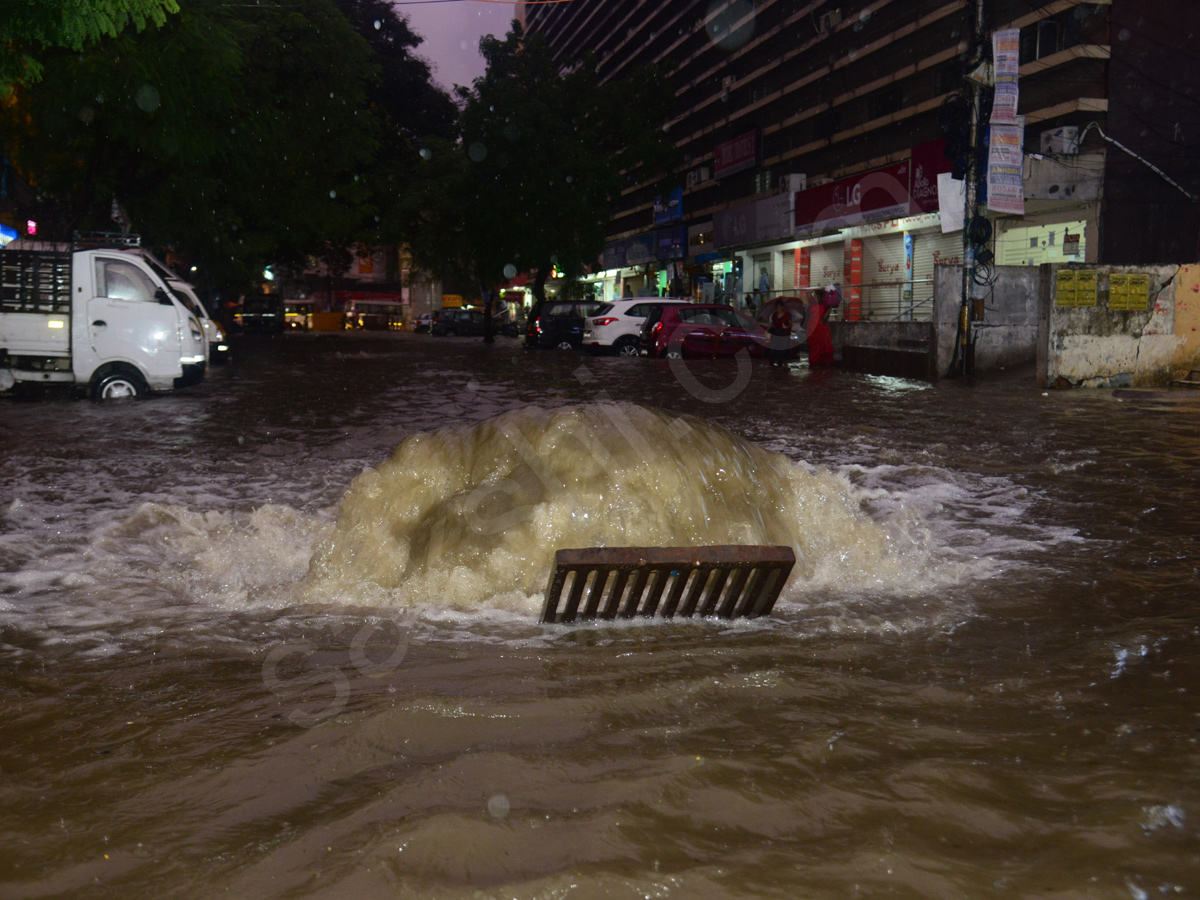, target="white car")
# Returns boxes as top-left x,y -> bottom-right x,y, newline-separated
584,298 -> 686,356
414,312 -> 435,333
